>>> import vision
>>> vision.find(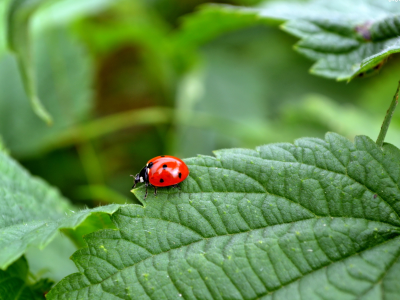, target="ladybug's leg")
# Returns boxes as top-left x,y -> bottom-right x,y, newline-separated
144,182 -> 148,199
172,184 -> 181,190
130,175 -> 136,189
154,187 -> 157,196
